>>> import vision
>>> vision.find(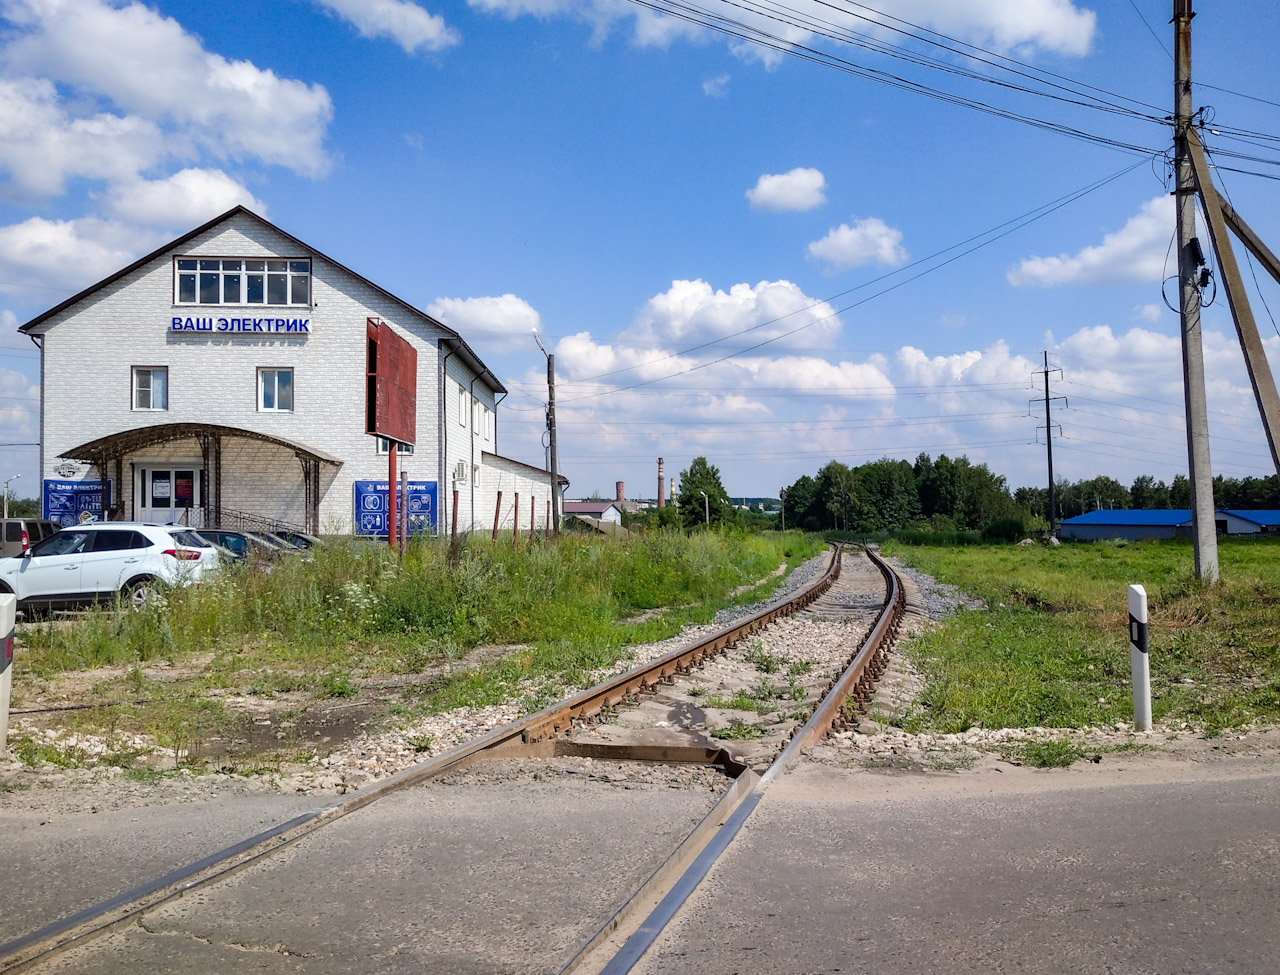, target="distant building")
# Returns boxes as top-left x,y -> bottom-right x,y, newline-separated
1059,509 -> 1280,541
564,501 -> 623,525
